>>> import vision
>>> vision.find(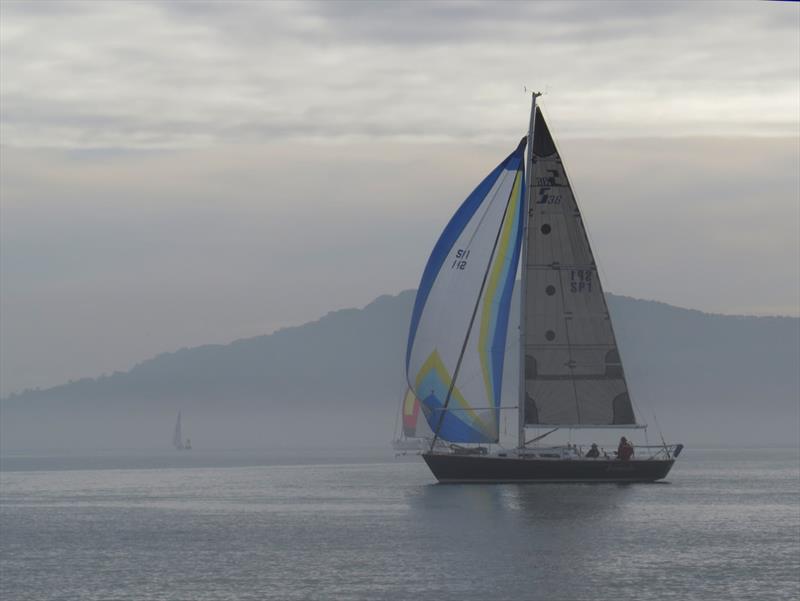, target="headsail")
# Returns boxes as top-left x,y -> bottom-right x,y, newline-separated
522,107 -> 636,426
406,140 -> 526,443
